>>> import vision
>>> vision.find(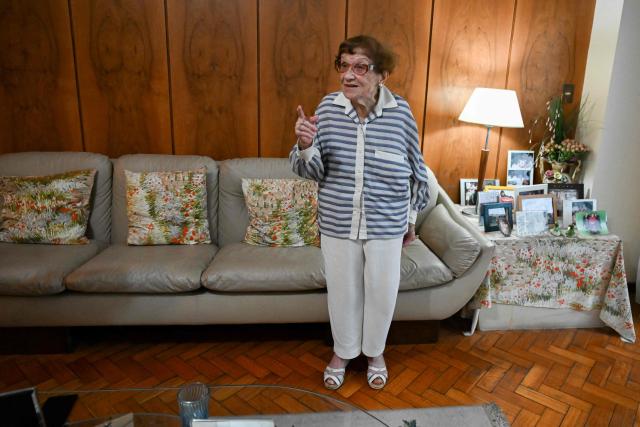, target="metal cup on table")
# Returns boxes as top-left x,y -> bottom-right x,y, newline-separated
177,382 -> 210,427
